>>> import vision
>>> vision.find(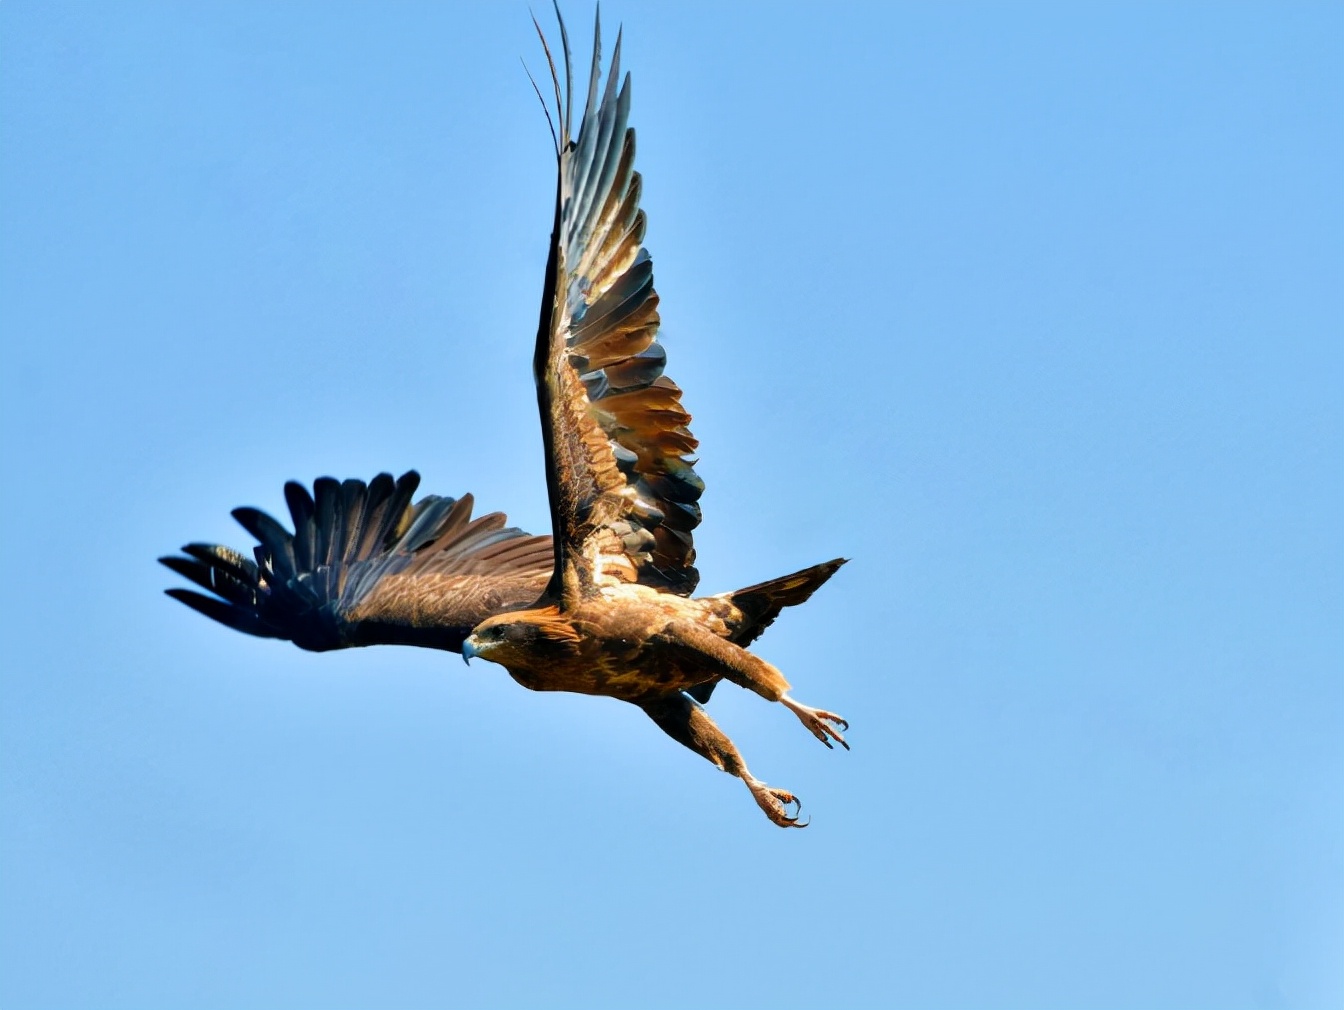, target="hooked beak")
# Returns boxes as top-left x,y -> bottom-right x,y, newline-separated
461,636 -> 480,665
